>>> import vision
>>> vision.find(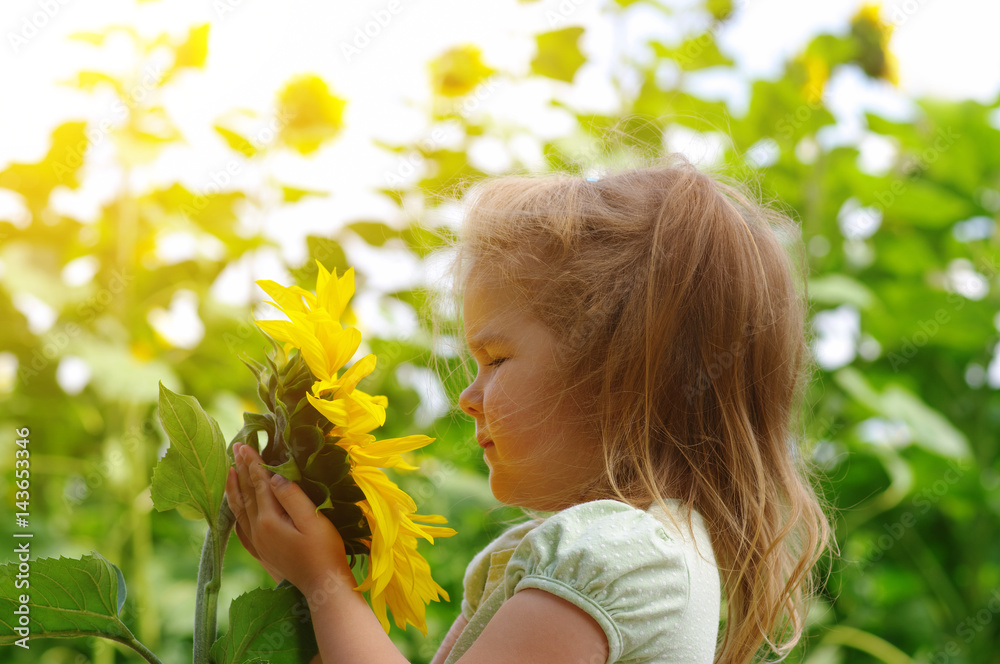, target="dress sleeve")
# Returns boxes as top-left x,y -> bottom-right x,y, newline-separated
460,518 -> 543,622
503,499 -> 691,663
